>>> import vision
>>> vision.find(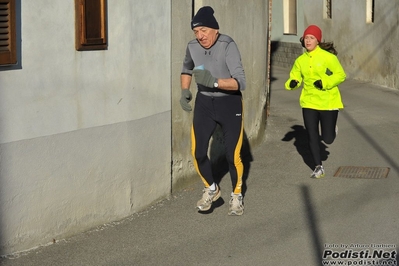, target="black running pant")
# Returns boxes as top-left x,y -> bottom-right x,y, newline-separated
302,108 -> 338,166
191,92 -> 244,194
